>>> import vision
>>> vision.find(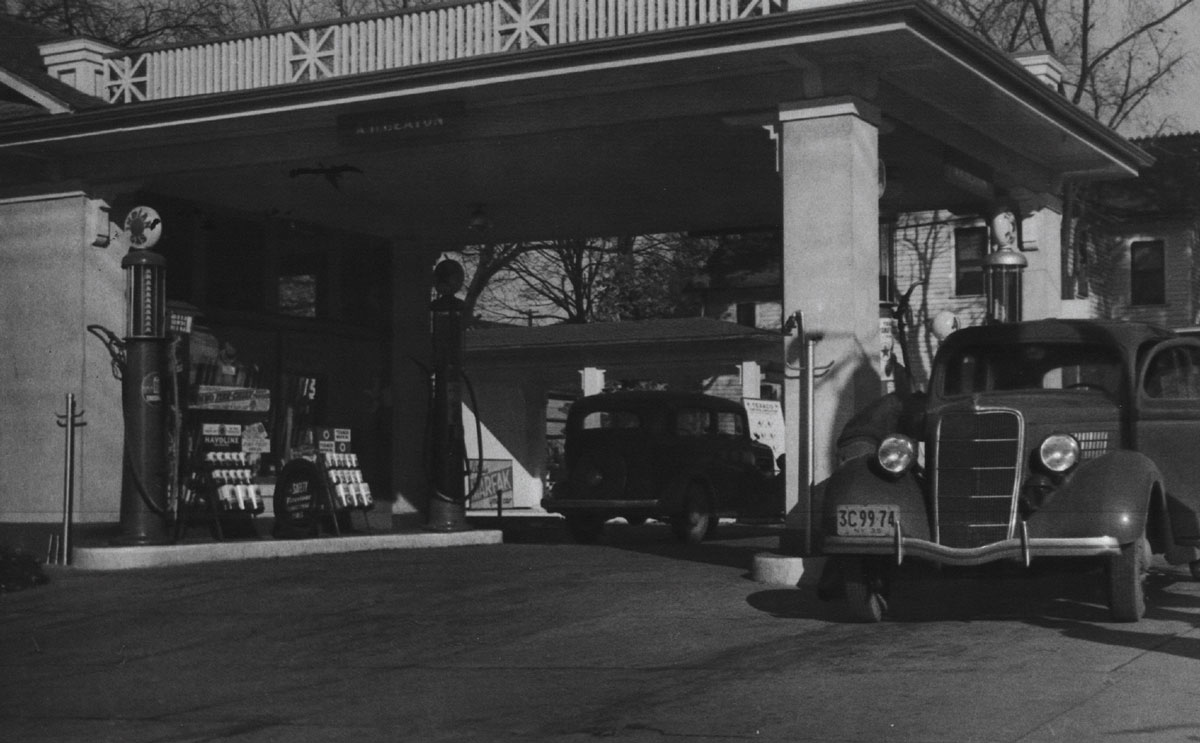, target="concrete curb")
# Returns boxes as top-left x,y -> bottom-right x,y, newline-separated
751,552 -> 826,586
72,530 -> 504,570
